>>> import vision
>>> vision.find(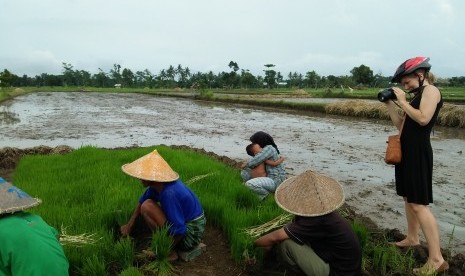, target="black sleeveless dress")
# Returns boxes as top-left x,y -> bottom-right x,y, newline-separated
395,86 -> 443,205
